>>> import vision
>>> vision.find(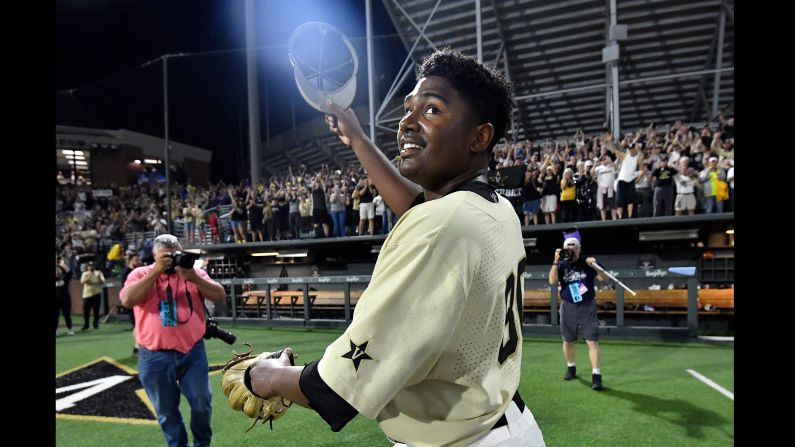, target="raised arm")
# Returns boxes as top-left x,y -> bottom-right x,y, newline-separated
549,249 -> 561,285
586,257 -> 609,282
324,100 -> 422,215
632,129 -> 643,145
604,133 -> 625,160
711,131 -> 723,152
